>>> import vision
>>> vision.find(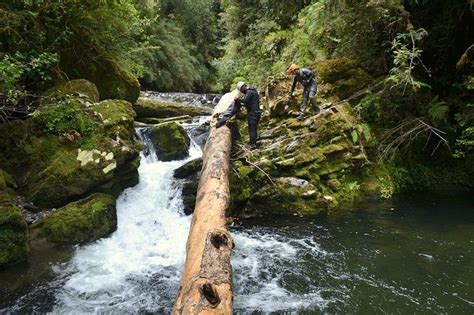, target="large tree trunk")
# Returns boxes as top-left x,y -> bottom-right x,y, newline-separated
173,90 -> 240,315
